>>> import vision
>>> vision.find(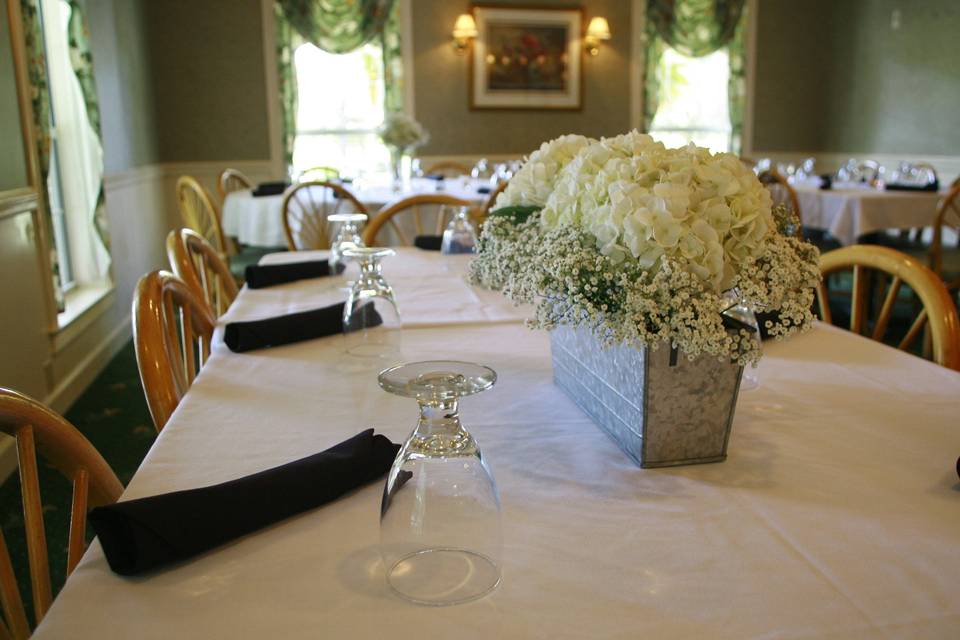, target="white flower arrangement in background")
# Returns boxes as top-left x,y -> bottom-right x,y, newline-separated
474,131 -> 822,365
378,112 -> 430,151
